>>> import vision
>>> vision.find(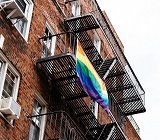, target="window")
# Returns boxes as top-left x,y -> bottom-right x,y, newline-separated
41,23 -> 56,58
90,99 -> 98,119
29,95 -> 47,140
2,69 -> 17,98
94,31 -> 101,53
11,0 -> 33,41
0,50 -> 20,102
72,0 -> 80,16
